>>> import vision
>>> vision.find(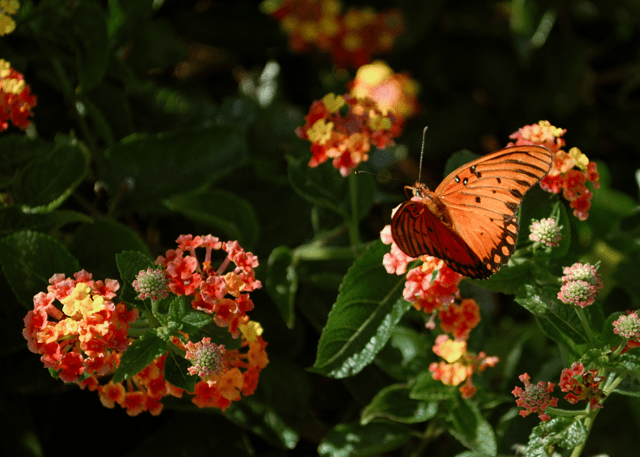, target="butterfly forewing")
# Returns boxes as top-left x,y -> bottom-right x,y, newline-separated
391,145 -> 554,279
